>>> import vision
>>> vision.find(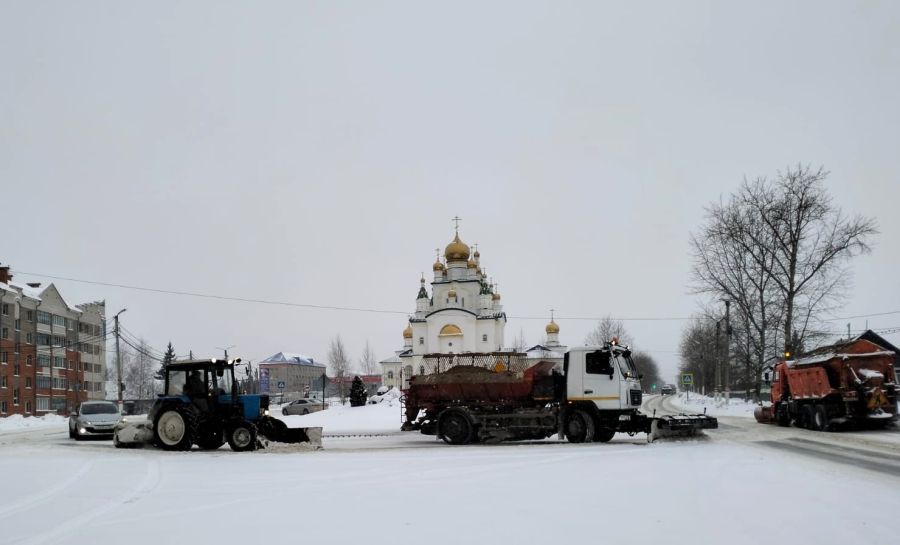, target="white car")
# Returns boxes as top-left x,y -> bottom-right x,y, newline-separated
69,401 -> 121,439
282,398 -> 327,416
